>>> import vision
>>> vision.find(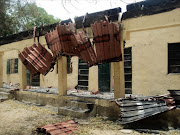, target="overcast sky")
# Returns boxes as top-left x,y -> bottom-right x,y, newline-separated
35,0 -> 144,20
